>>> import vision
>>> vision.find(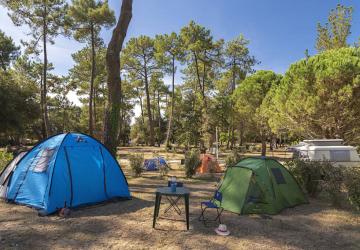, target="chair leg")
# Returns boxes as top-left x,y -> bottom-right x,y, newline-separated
215,208 -> 223,224
198,205 -> 207,224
